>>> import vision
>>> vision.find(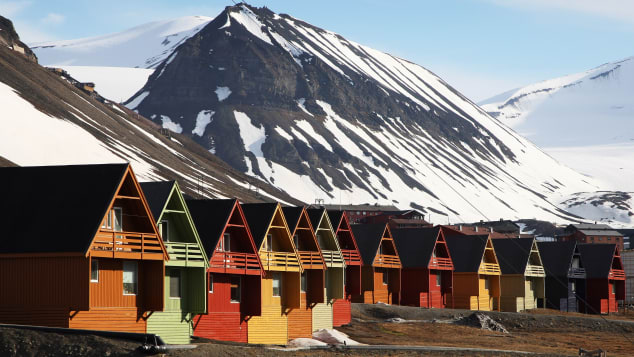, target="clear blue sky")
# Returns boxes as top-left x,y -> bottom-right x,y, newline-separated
2,0 -> 633,101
